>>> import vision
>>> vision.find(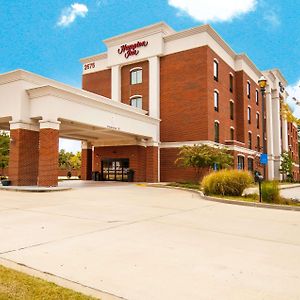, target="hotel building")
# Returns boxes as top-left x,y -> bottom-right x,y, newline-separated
0,22 -> 298,186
